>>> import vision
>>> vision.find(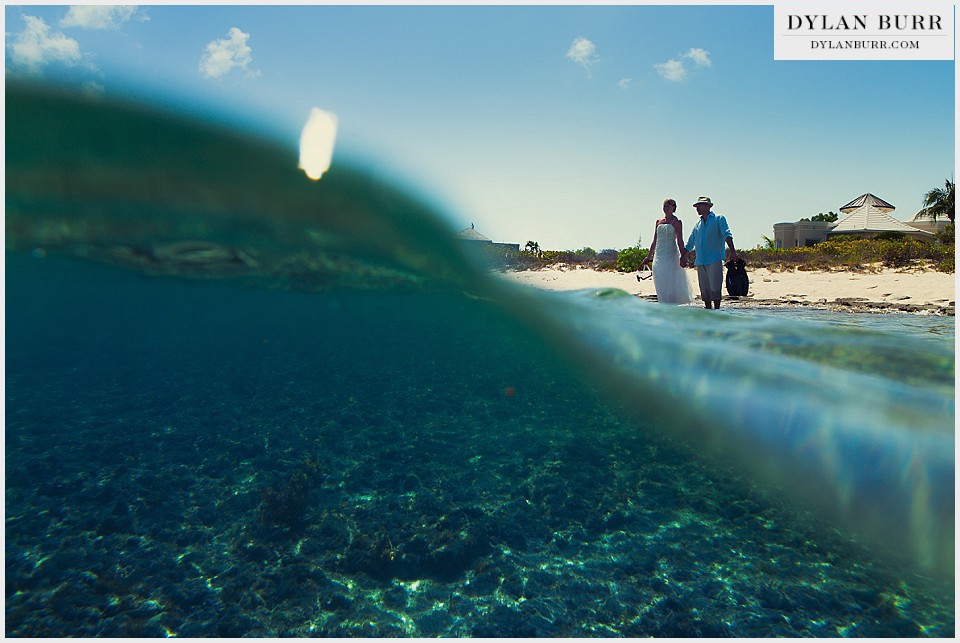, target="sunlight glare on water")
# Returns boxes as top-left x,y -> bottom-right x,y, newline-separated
298,107 -> 338,180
